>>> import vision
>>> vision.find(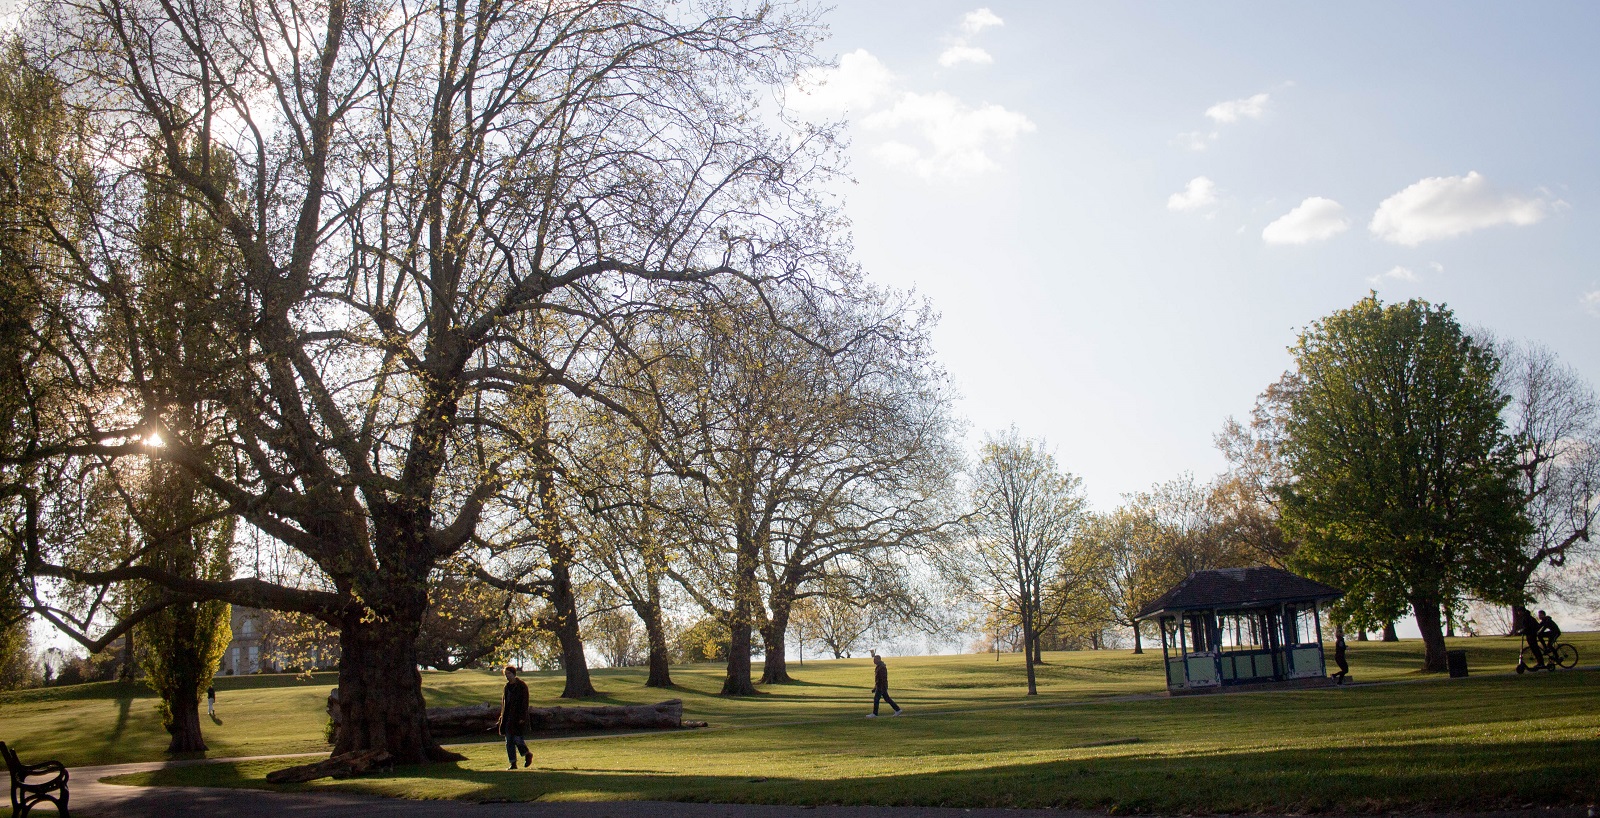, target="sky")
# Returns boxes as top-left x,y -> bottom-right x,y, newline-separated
784,2 -> 1600,511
